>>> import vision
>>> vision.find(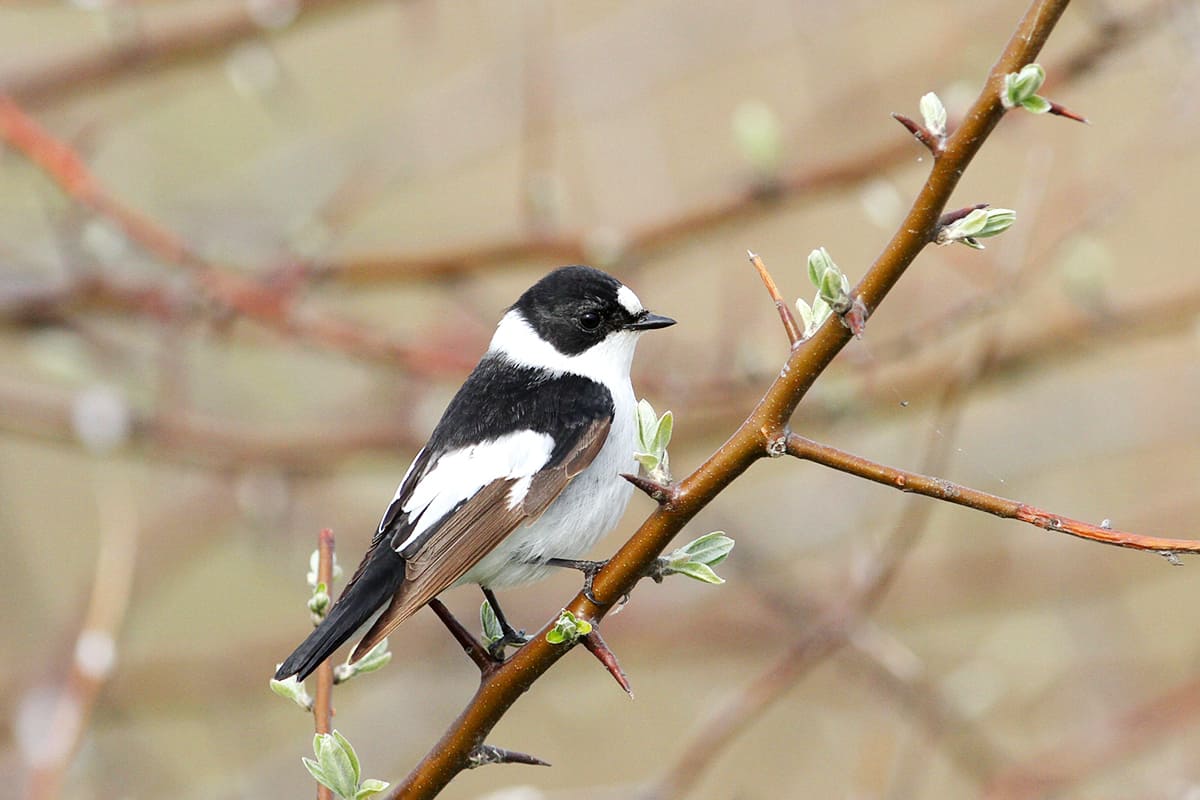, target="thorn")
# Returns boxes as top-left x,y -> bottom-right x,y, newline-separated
467,744 -> 551,769
890,112 -> 942,155
620,472 -> 674,506
1047,100 -> 1089,124
581,627 -> 634,698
